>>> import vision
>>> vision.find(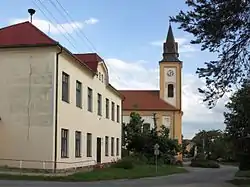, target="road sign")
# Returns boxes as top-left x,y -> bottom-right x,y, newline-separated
154,149 -> 160,156
154,143 -> 159,150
